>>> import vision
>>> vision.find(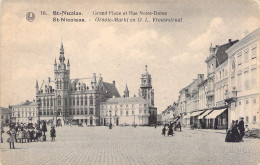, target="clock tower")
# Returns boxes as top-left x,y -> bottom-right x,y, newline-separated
54,42 -> 70,122
139,65 -> 154,106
